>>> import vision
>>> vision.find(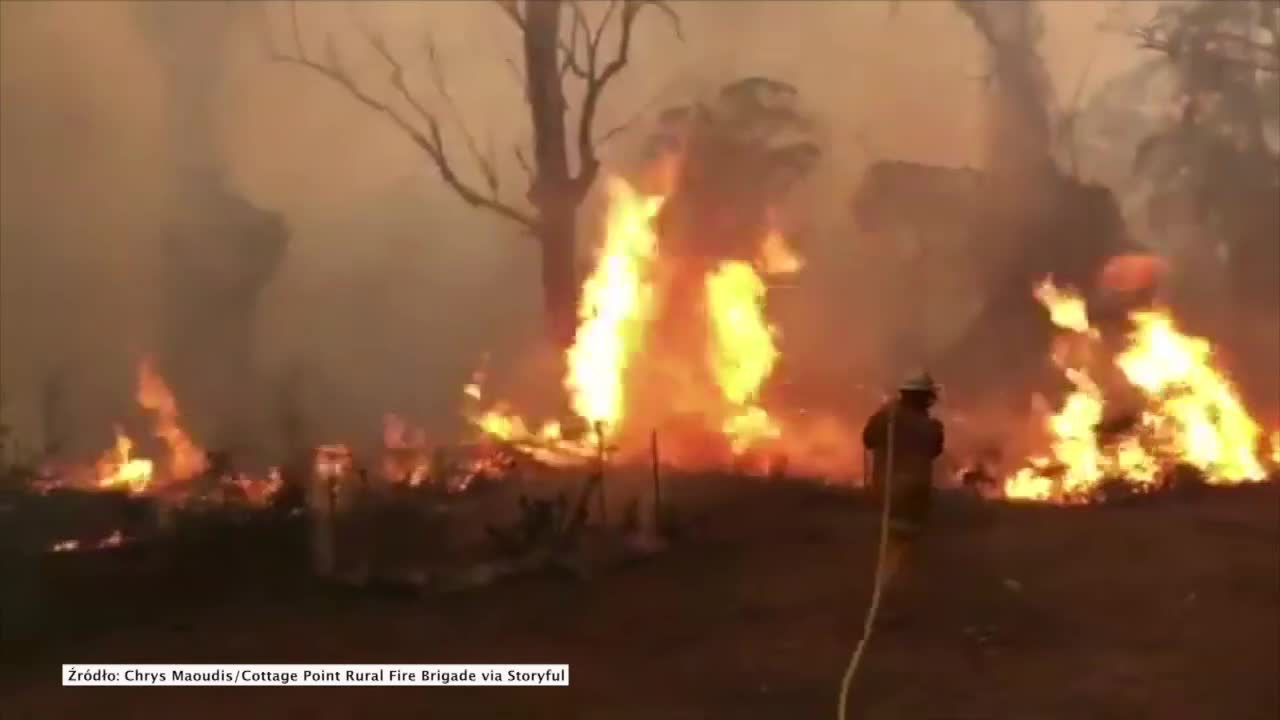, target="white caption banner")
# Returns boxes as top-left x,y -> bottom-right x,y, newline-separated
63,664 -> 569,687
